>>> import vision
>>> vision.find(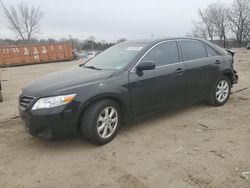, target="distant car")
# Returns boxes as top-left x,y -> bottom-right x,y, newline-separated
19,38 -> 238,144
87,51 -> 96,59
246,43 -> 250,49
72,51 -> 80,60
